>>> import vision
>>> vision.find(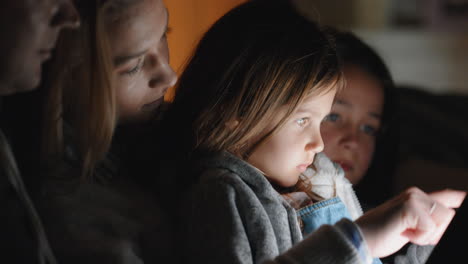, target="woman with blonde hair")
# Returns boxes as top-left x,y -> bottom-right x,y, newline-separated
38,0 -> 177,263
